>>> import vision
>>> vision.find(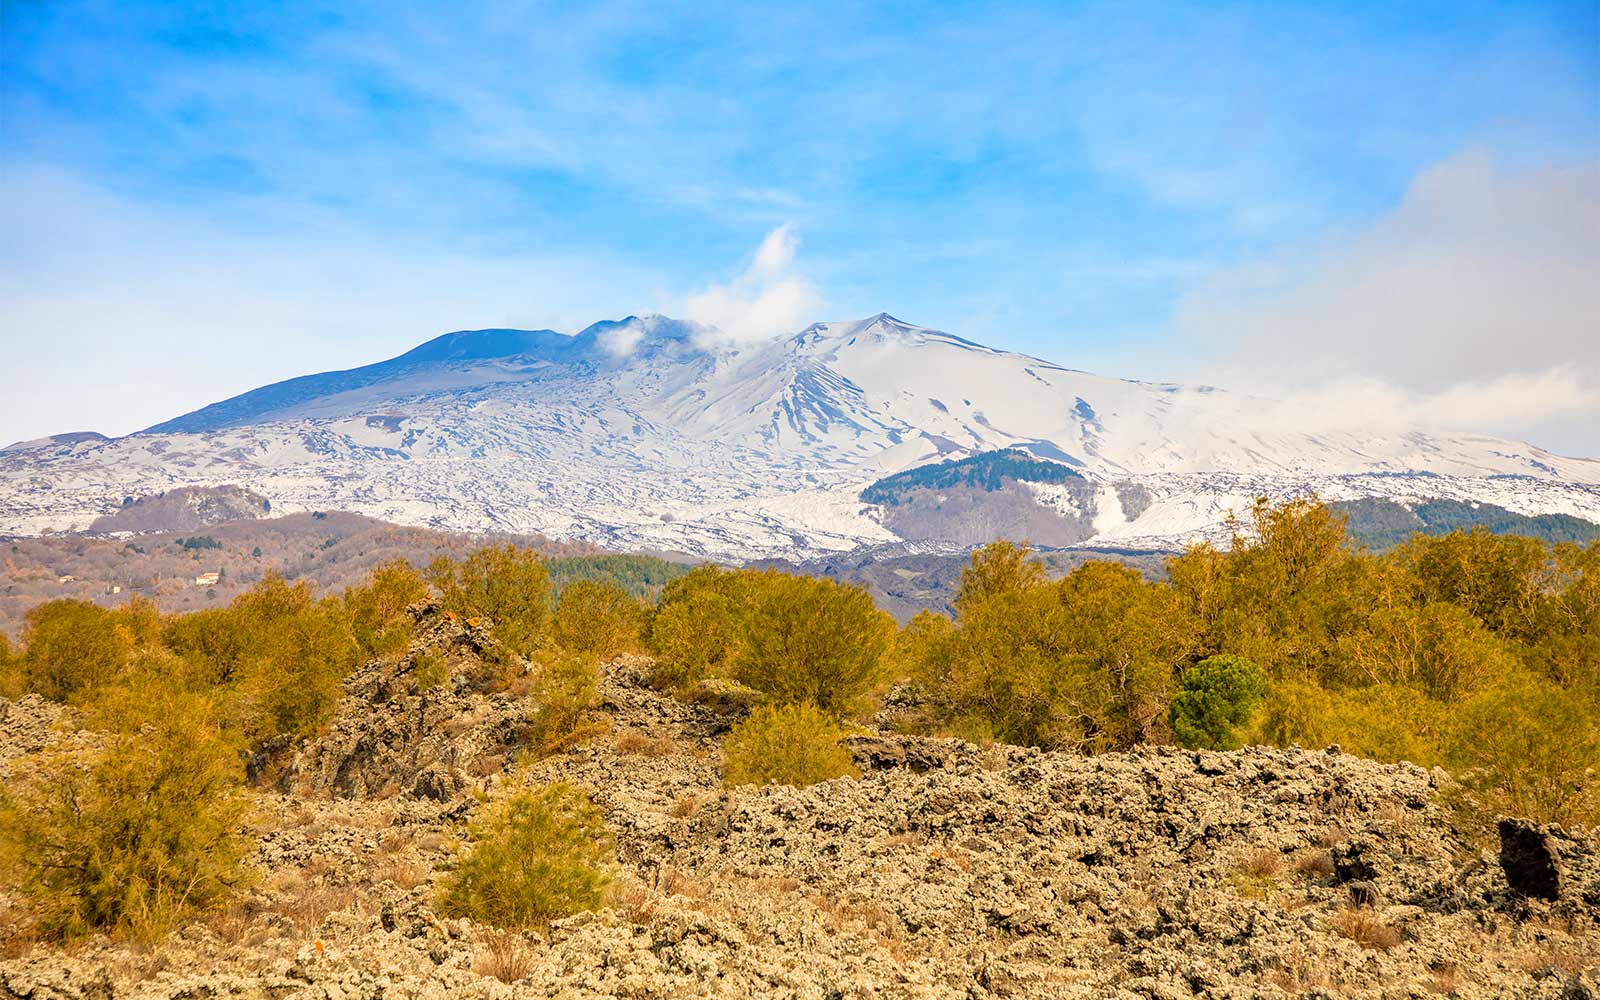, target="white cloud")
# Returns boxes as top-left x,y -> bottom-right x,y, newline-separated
683,225 -> 821,343
1175,150 -> 1600,455
596,320 -> 647,358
